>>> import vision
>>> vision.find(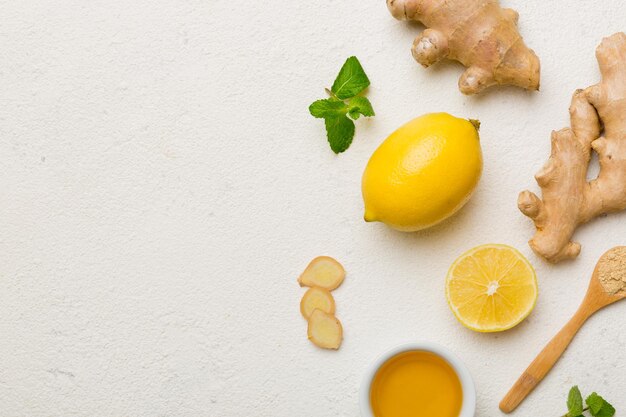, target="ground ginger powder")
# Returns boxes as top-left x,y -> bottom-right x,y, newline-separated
598,246 -> 626,295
